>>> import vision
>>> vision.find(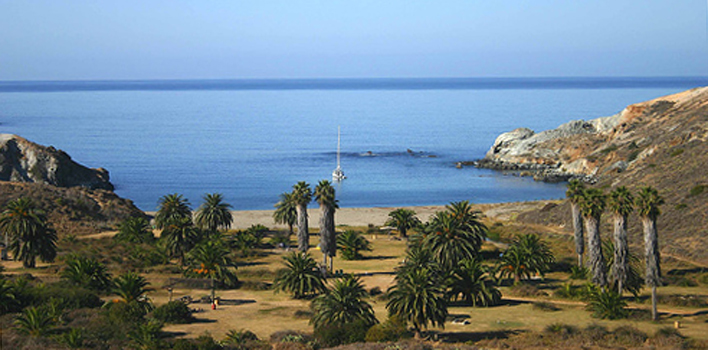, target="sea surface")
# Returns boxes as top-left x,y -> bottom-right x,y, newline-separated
1,77 -> 706,211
